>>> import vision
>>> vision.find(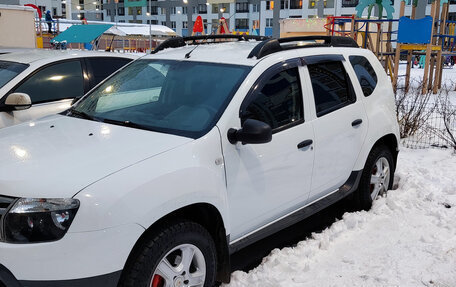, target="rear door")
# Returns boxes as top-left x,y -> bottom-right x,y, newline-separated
303,55 -> 368,201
